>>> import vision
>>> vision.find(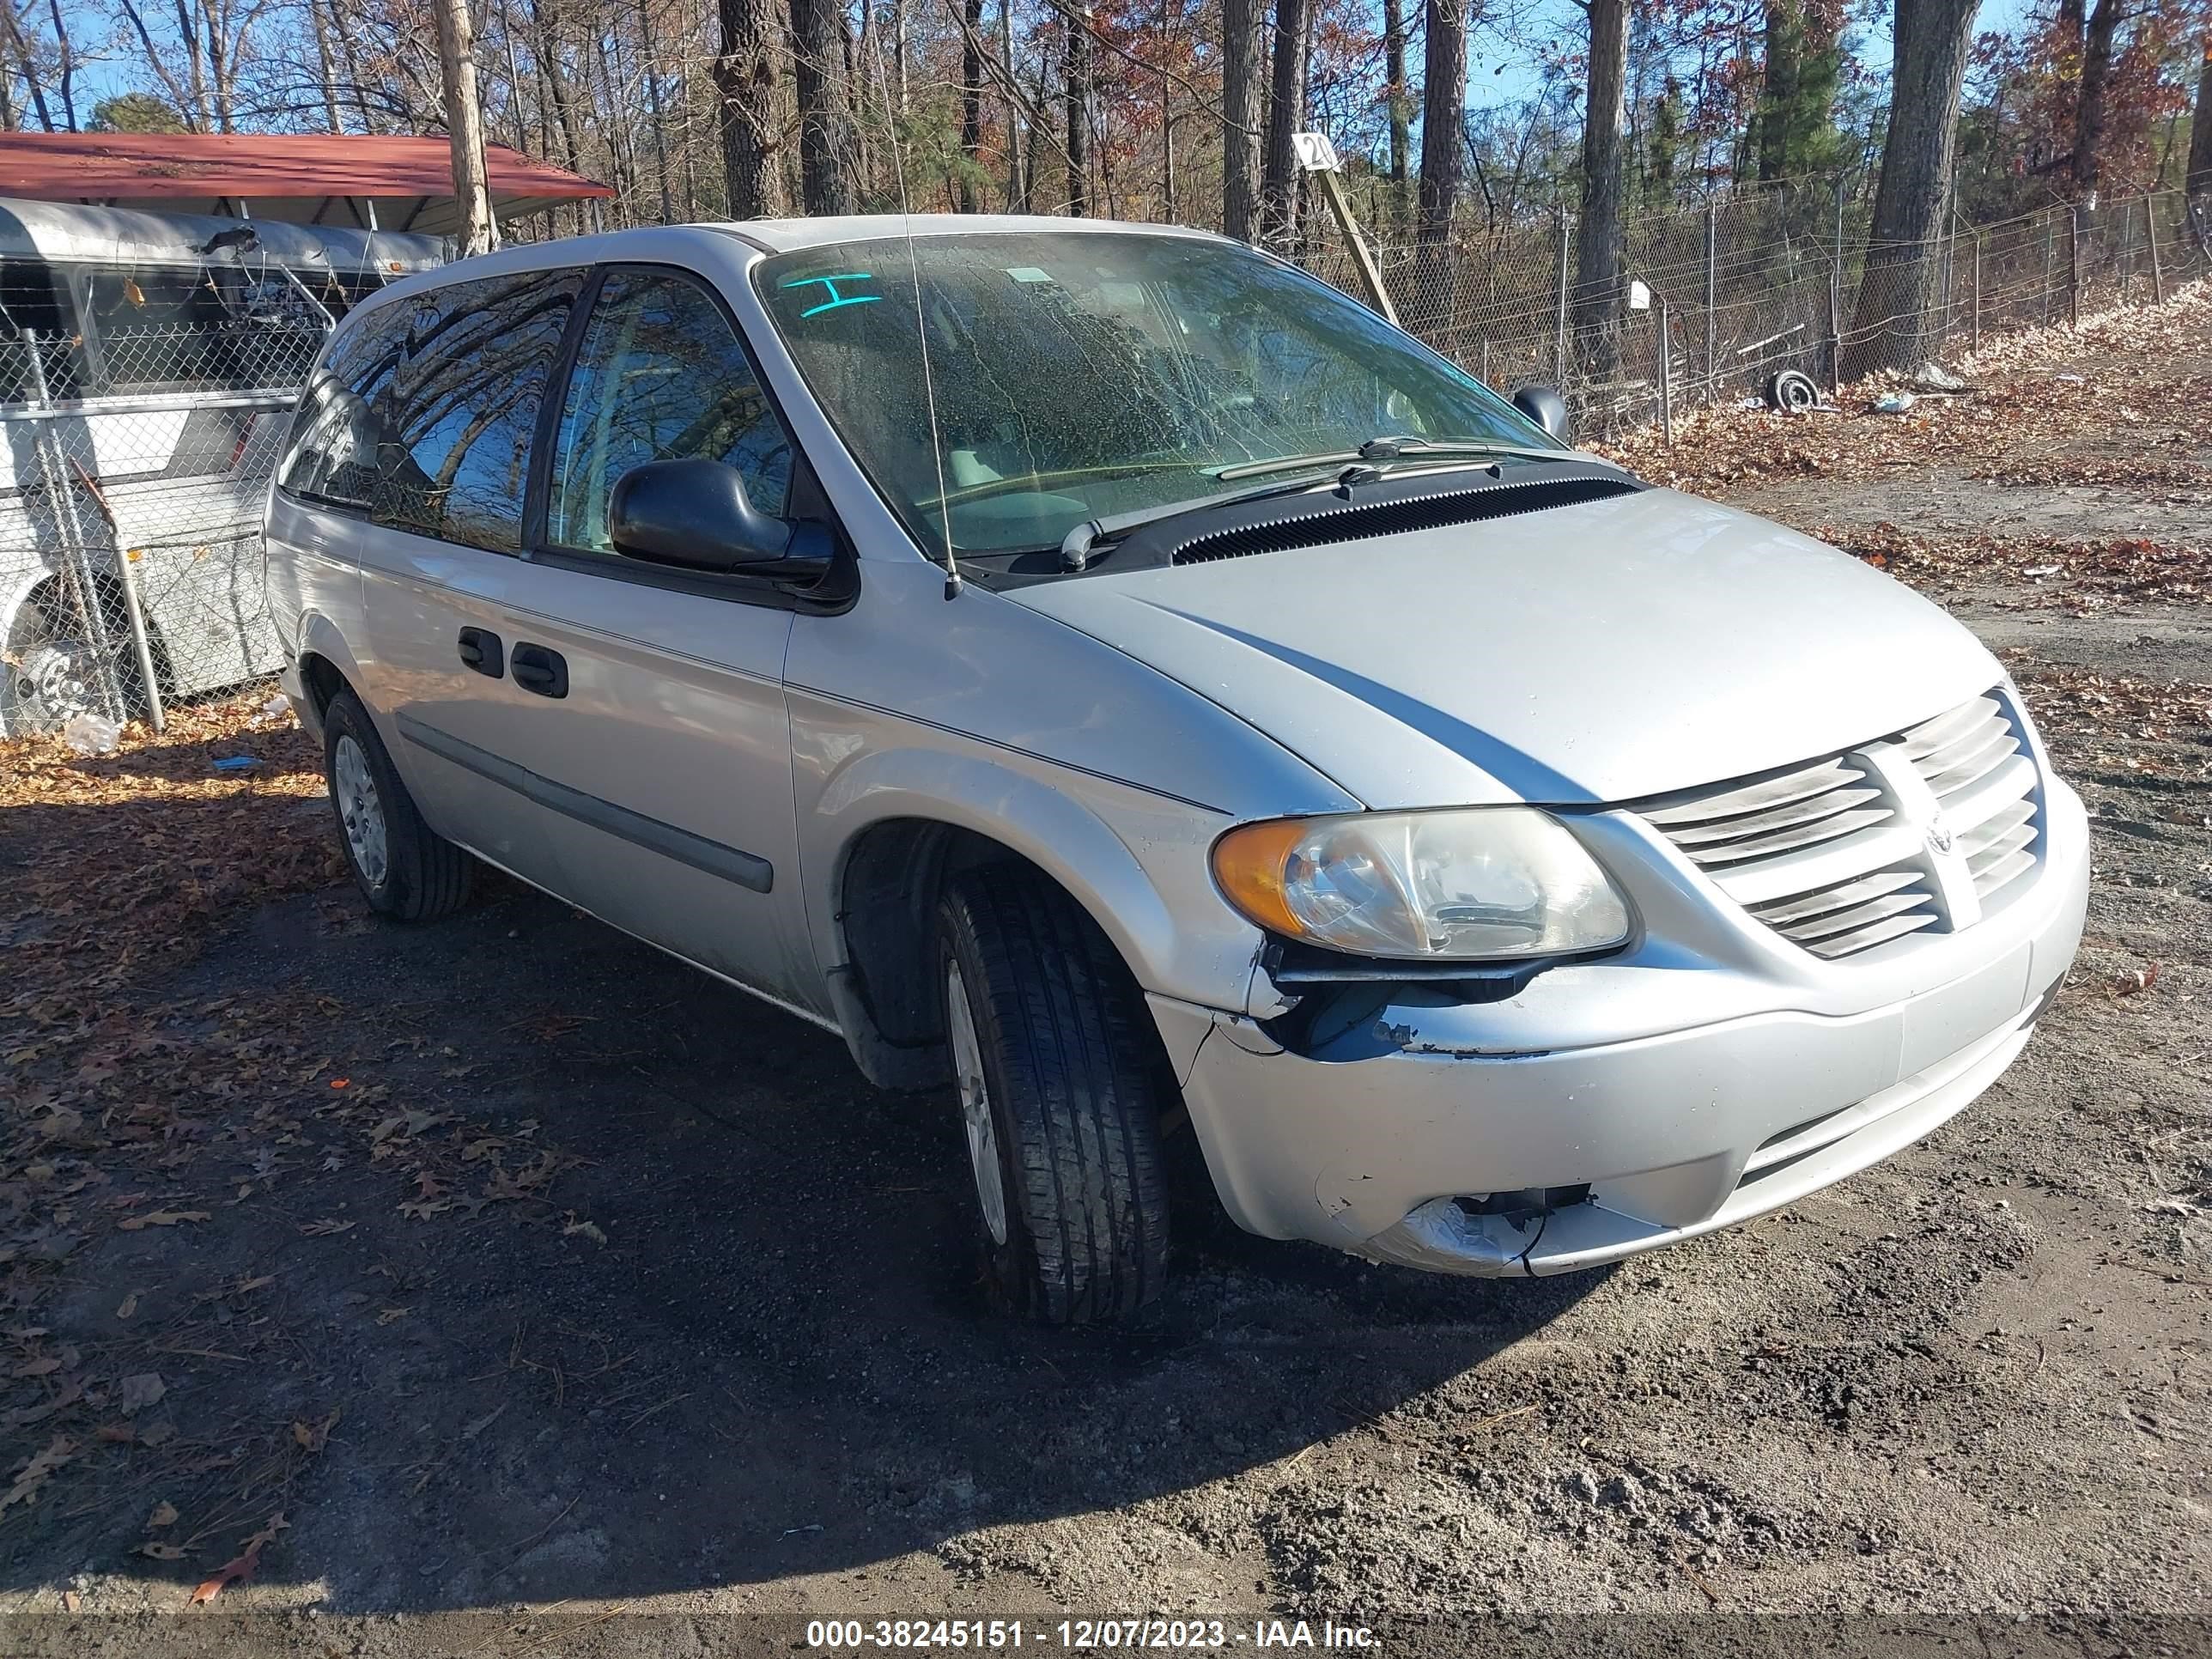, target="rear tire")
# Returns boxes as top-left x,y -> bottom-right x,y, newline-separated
322,689 -> 473,921
937,864 -> 1171,1324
